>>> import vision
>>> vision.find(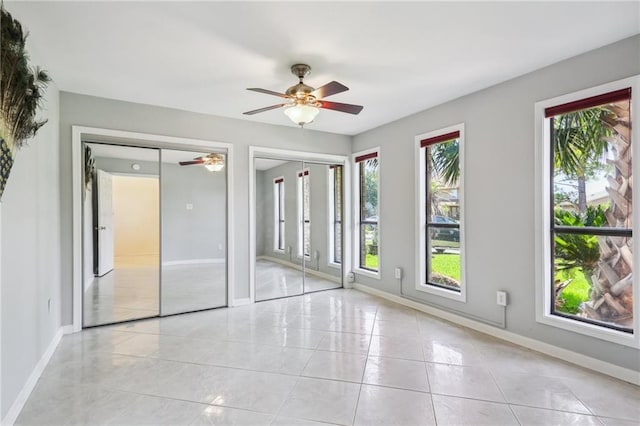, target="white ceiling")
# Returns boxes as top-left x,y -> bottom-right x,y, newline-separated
8,1 -> 640,136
